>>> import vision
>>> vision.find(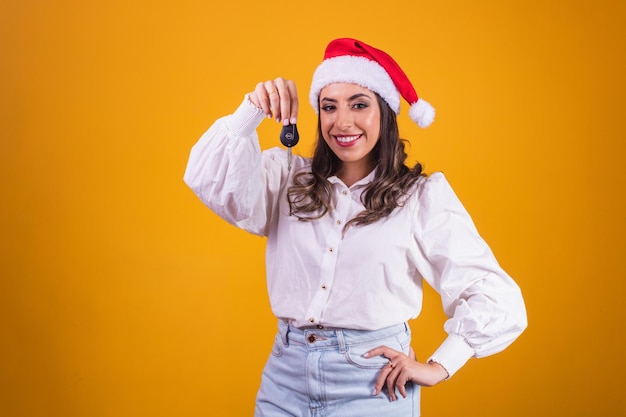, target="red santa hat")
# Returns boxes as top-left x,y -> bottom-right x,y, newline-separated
309,38 -> 435,128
